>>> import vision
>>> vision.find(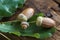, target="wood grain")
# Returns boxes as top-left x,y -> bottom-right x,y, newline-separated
0,0 -> 60,40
